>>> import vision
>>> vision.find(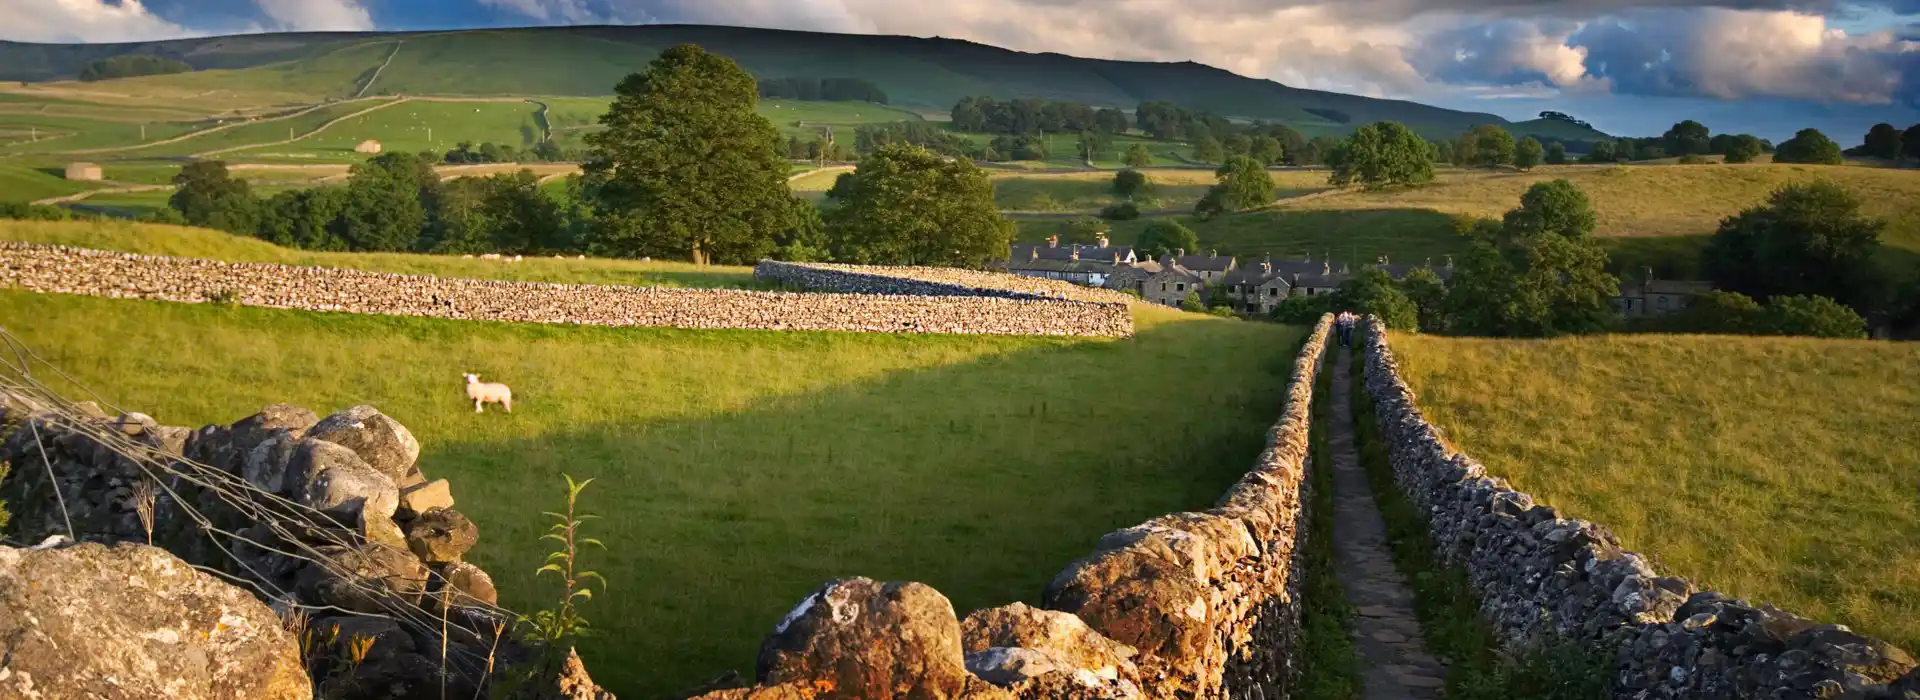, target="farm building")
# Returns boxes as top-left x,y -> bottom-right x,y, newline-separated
354,140 -> 384,154
63,162 -> 103,181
